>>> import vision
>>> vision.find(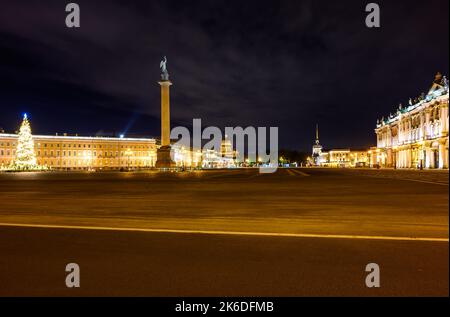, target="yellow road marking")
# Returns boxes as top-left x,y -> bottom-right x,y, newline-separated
366,175 -> 448,186
286,169 -> 295,176
291,169 -> 310,176
0,223 -> 447,242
